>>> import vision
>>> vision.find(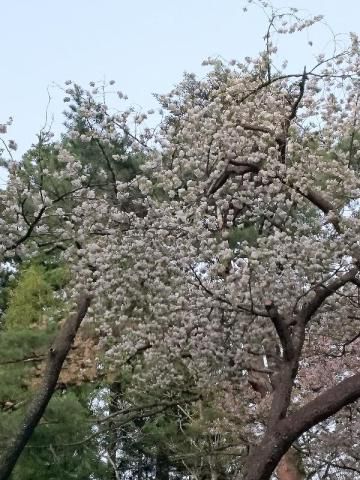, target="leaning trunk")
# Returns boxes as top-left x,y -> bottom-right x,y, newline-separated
276,448 -> 305,480
244,433 -> 293,480
0,296 -> 90,480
